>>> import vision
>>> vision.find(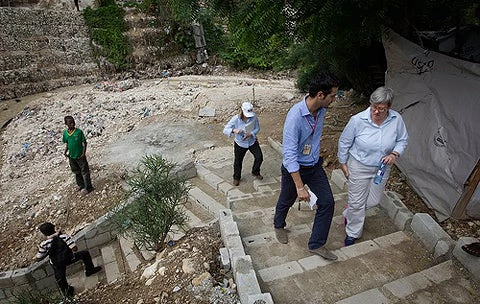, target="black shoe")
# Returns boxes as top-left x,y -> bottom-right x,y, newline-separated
233,179 -> 240,186
65,285 -> 74,297
253,173 -> 264,180
86,266 -> 102,277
